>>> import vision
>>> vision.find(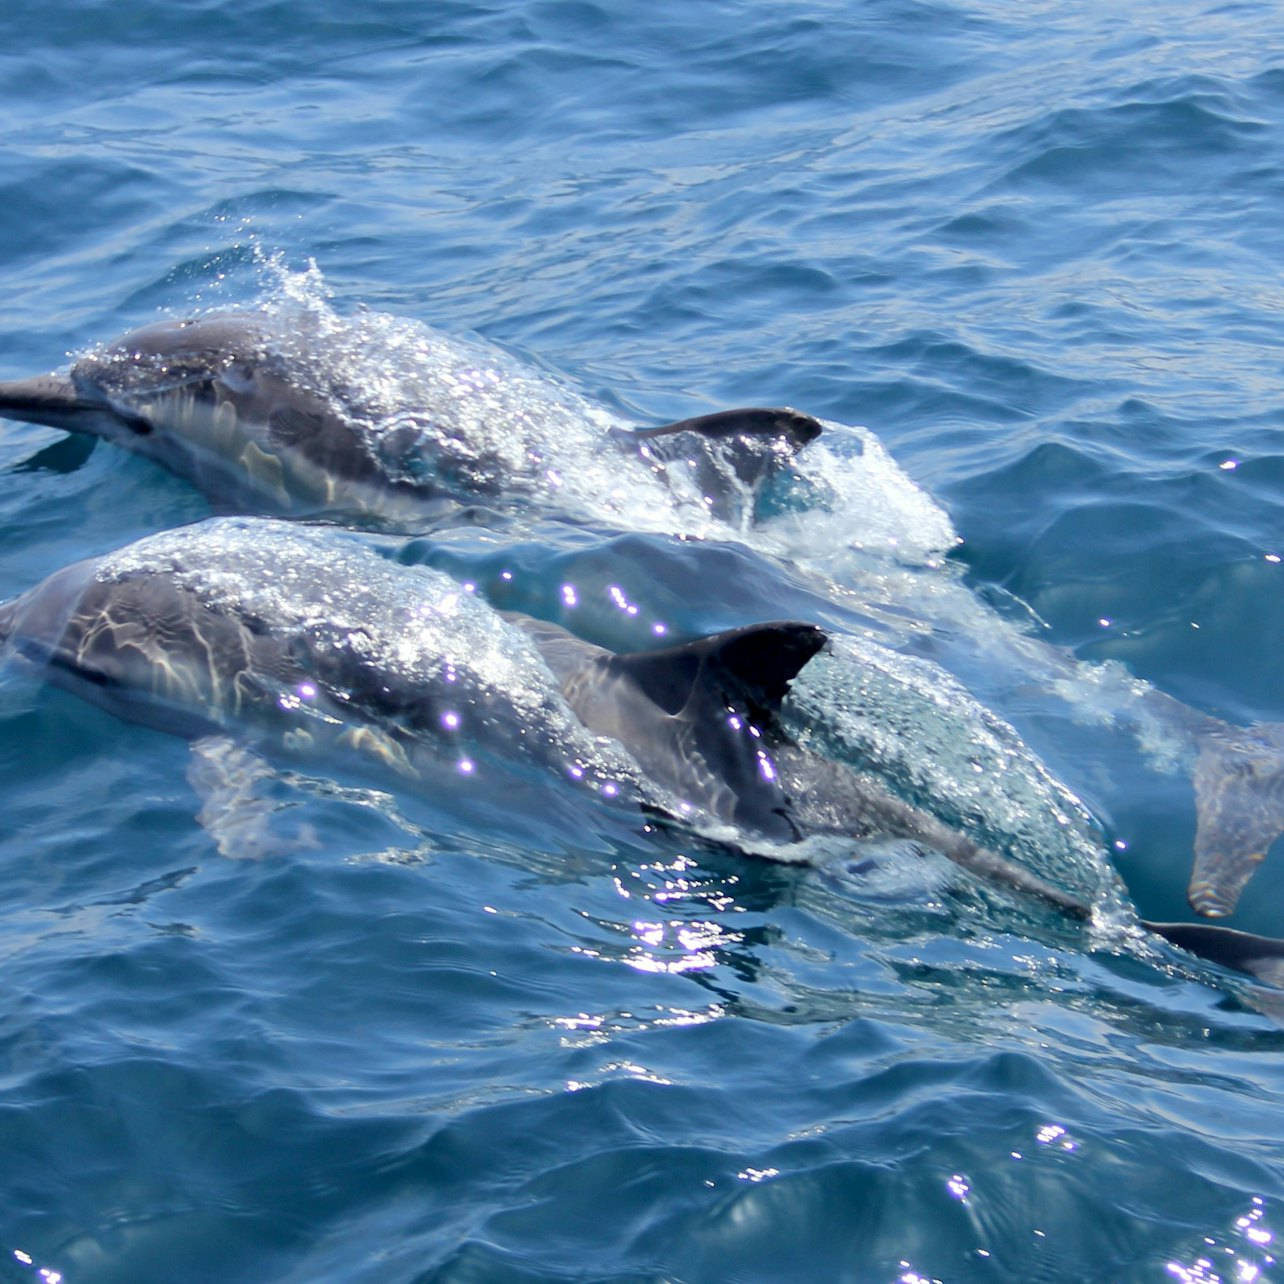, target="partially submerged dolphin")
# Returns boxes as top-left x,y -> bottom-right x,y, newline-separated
0,312 -> 822,527
2,516 -> 1280,996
